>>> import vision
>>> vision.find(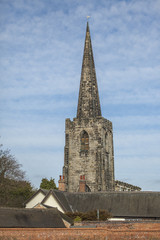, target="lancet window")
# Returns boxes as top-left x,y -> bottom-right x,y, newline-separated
81,131 -> 89,151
